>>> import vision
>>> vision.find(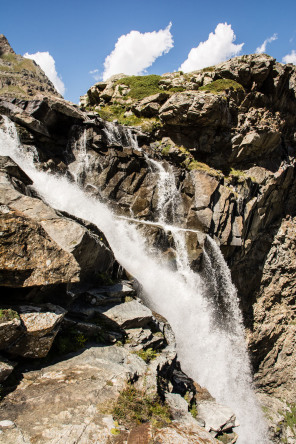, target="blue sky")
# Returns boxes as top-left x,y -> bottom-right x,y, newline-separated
1,0 -> 296,103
